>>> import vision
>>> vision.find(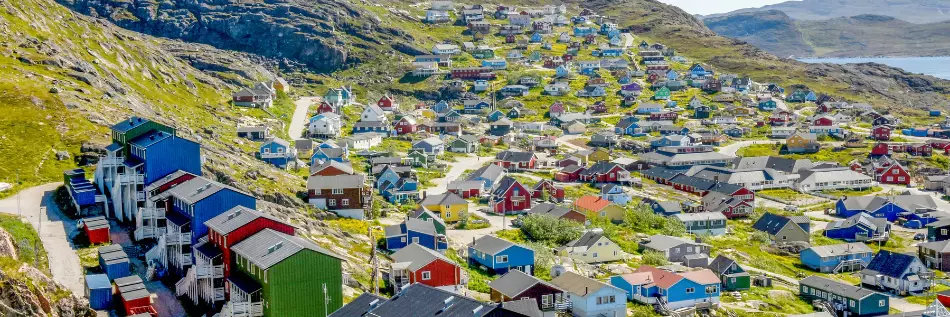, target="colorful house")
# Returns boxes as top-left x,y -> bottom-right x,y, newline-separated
653,87 -> 671,100
555,228 -> 626,263
859,250 -> 930,294
552,272 -> 627,317
835,194 -> 940,222
490,176 -> 532,214
389,243 -> 464,292
573,196 -> 624,223
610,266 -> 720,310
259,137 -> 297,169
600,184 -> 631,205
82,216 -> 110,245
418,192 -> 468,223
800,243 -> 873,273
384,217 -> 447,252
824,213 -> 890,242
799,276 -> 889,317
751,212 -> 810,245
489,270 -> 566,315
706,255 -> 750,291
468,235 -> 535,275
